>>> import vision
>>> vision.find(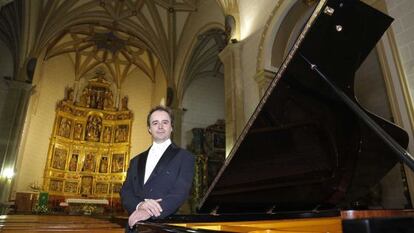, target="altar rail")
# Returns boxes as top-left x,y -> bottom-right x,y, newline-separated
0,215 -> 124,233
